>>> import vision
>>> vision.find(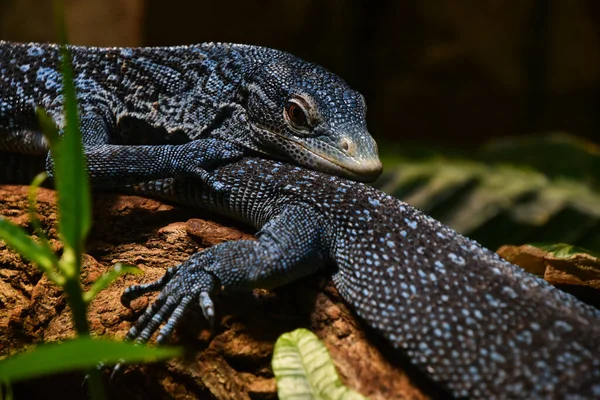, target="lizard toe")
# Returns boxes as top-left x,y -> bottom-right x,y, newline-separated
136,296 -> 181,344
121,265 -> 181,307
156,295 -> 195,344
199,291 -> 215,327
